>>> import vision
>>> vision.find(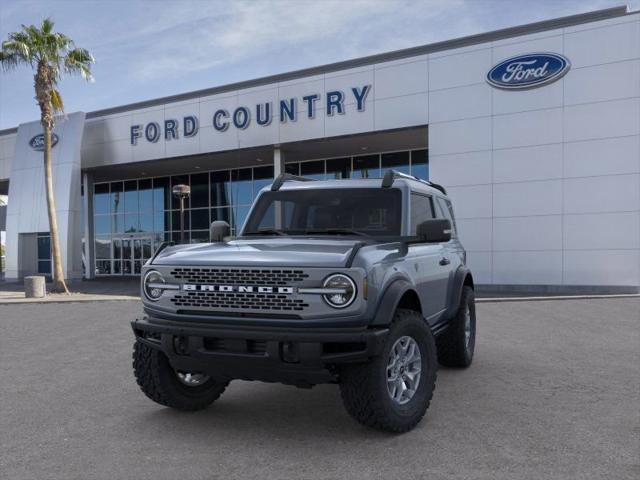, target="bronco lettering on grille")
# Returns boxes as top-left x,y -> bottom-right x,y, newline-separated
183,284 -> 295,294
